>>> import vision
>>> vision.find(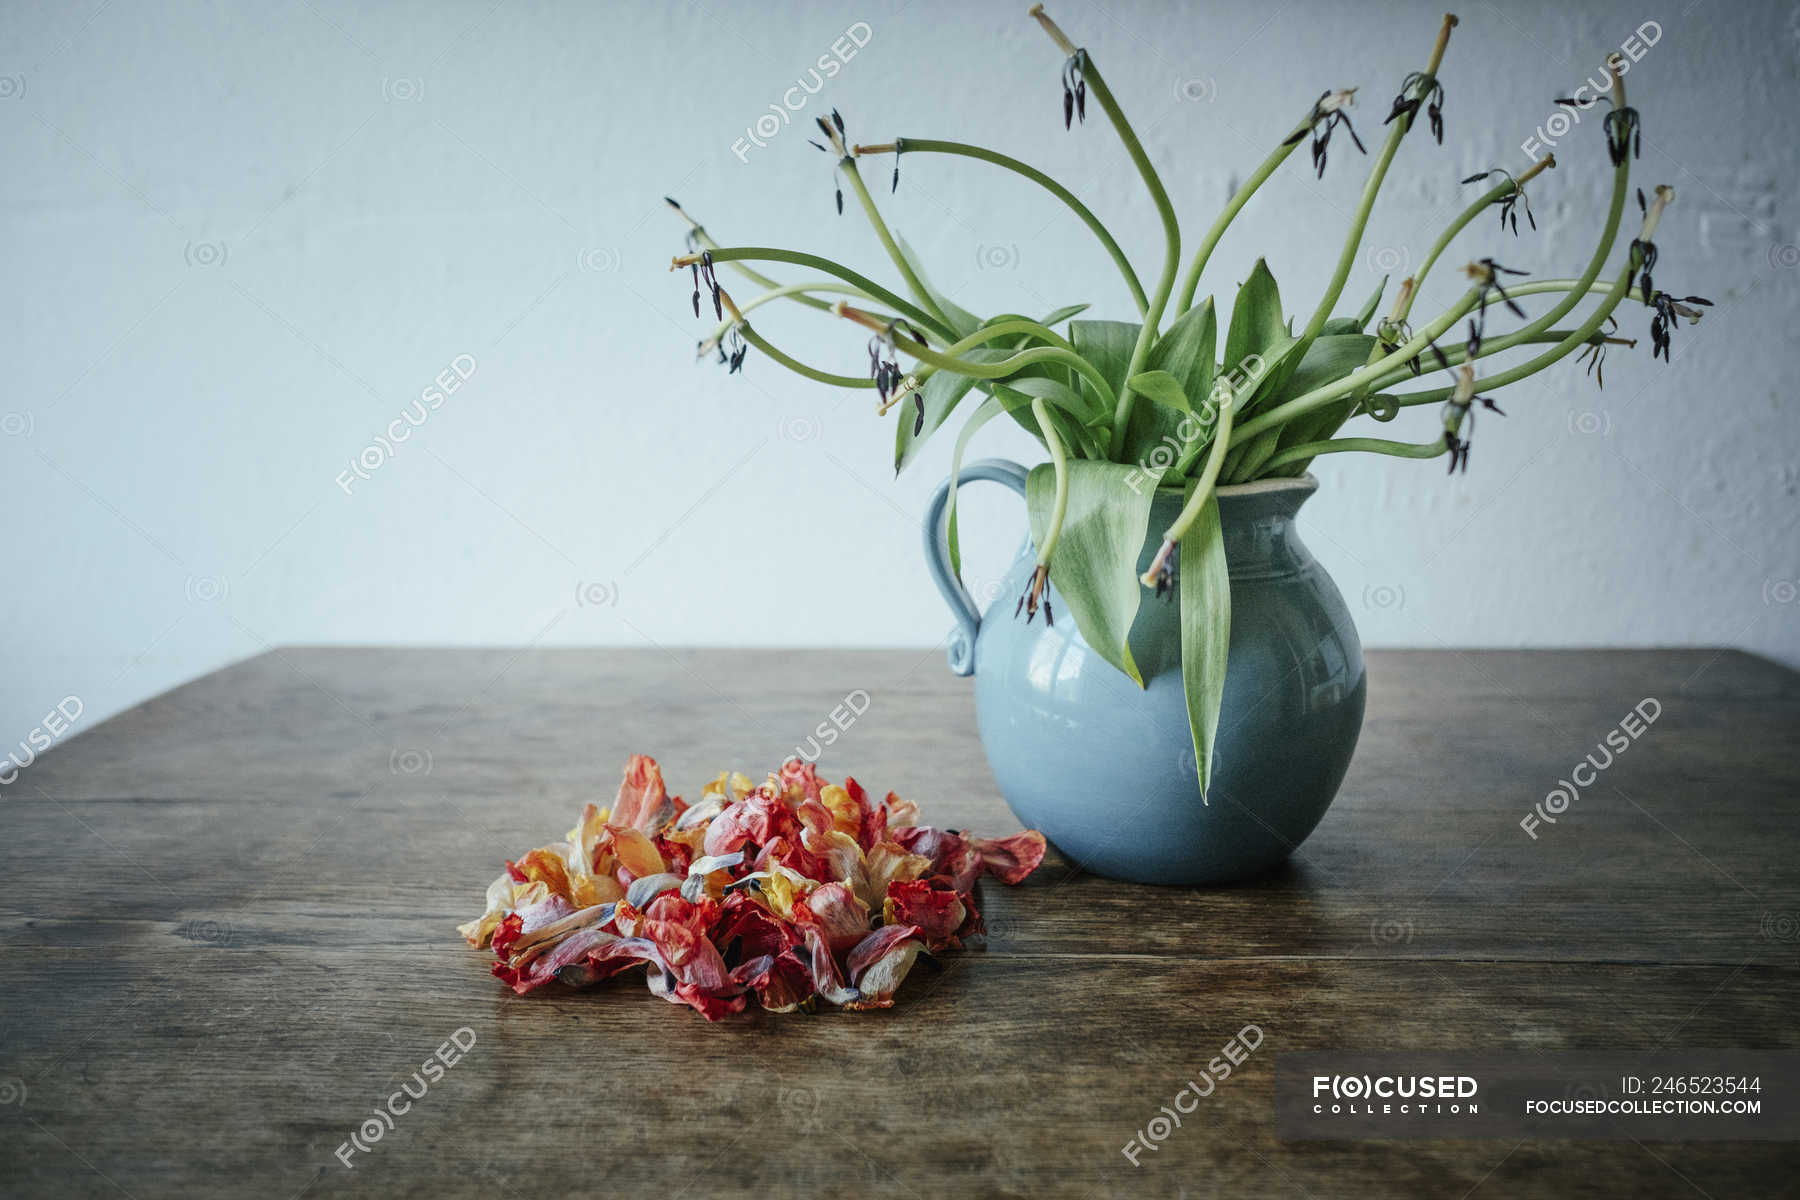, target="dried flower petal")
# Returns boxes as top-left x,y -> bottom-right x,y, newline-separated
461,755 -> 1045,1019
